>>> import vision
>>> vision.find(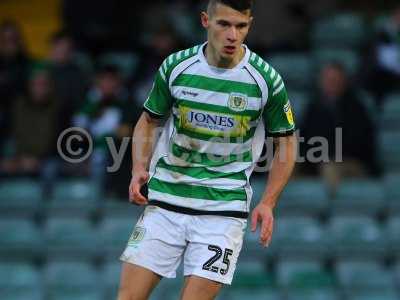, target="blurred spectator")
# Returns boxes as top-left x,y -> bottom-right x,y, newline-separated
48,31 -> 88,133
366,5 -> 400,104
132,25 -> 181,106
300,62 -> 379,193
73,65 -> 135,190
1,68 -> 58,176
0,21 -> 31,155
